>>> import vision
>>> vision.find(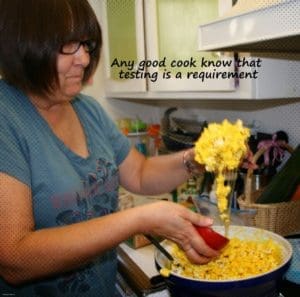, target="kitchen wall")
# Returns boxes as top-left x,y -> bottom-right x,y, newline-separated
83,62 -> 300,148
82,59 -> 162,124
86,0 -> 300,149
